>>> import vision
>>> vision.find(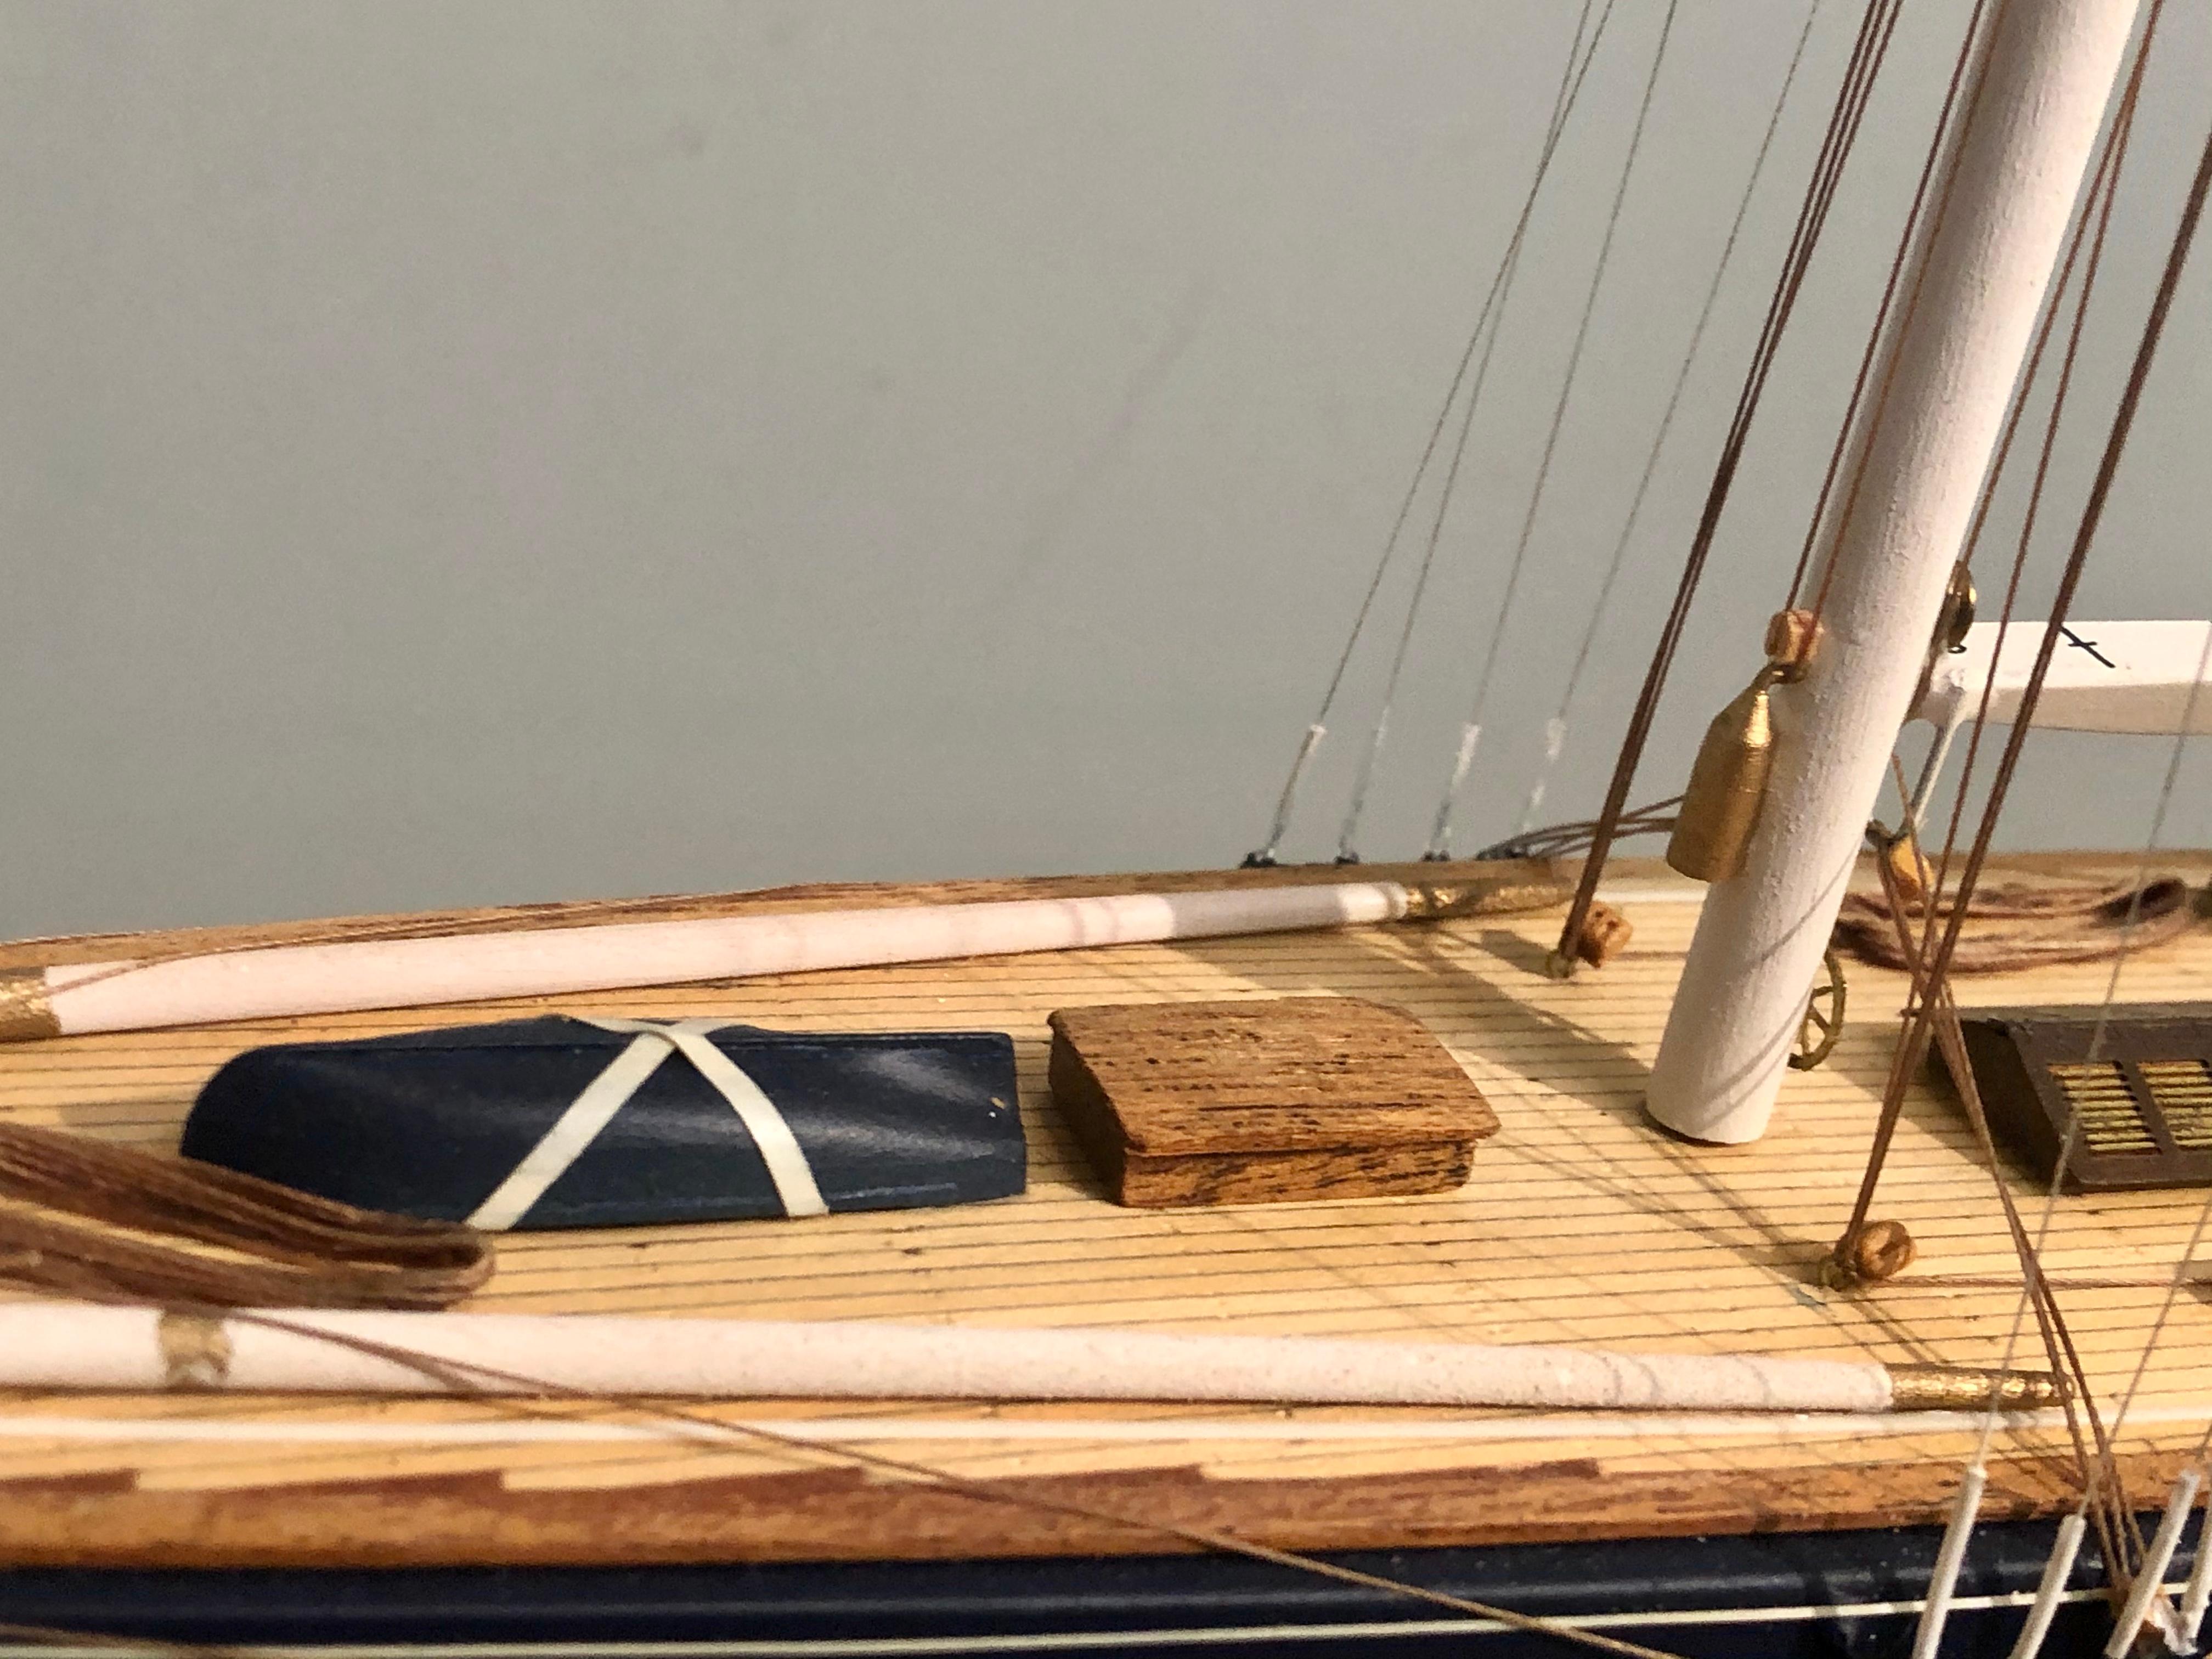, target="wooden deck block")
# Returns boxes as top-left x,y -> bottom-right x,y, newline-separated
1046,997 -> 1499,1208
